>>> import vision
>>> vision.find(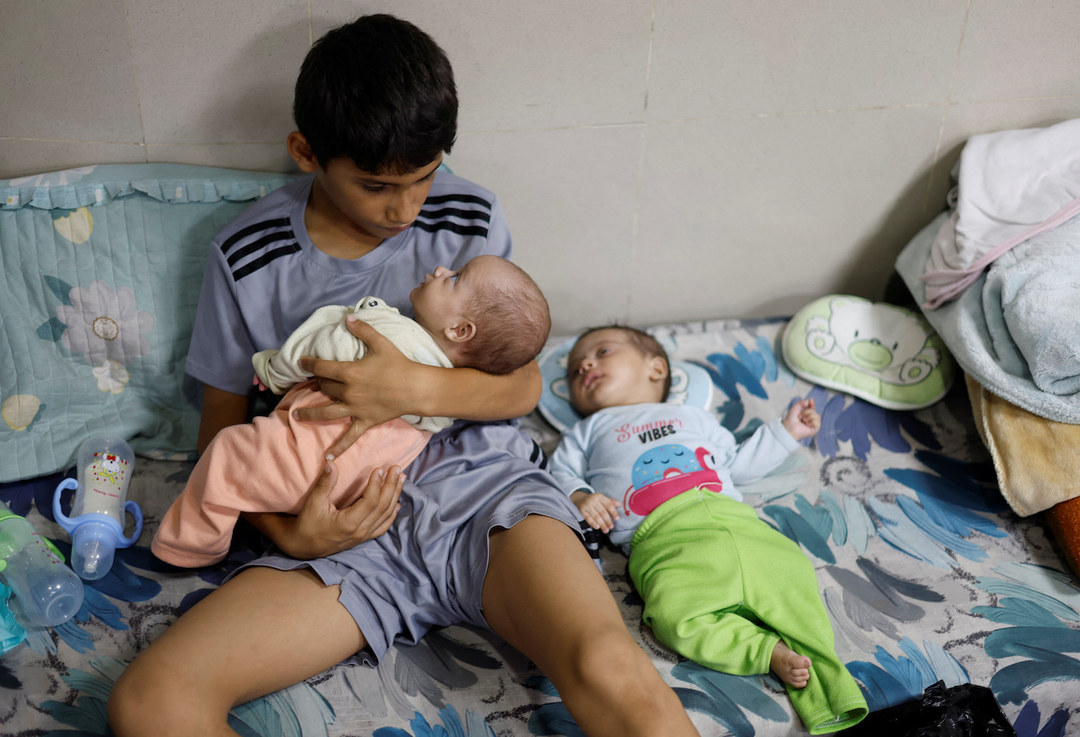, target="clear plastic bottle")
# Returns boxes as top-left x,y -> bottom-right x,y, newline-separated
53,436 -> 143,580
0,501 -> 84,628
